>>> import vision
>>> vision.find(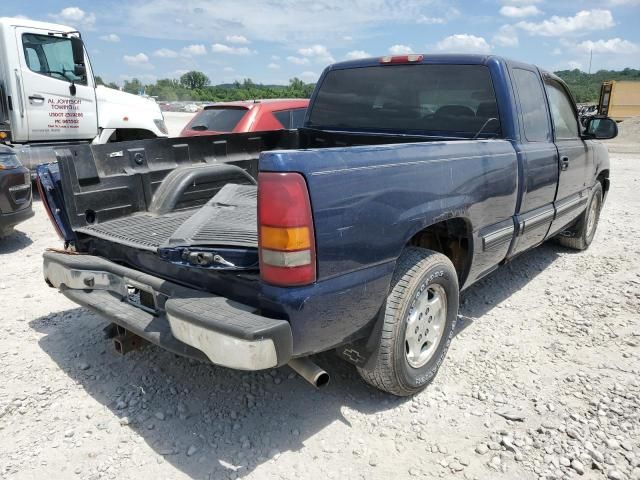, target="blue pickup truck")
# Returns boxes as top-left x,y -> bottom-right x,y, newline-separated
38,54 -> 618,396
